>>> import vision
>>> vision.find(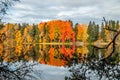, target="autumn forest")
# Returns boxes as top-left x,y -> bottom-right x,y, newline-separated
0,20 -> 120,66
